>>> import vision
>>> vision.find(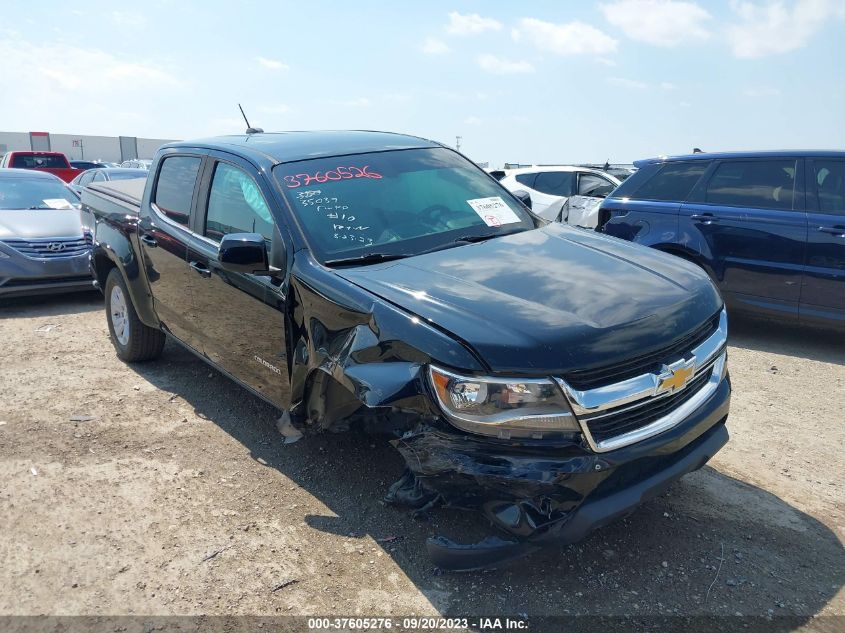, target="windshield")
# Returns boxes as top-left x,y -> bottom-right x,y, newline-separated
274,147 -> 535,263
0,177 -> 80,210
